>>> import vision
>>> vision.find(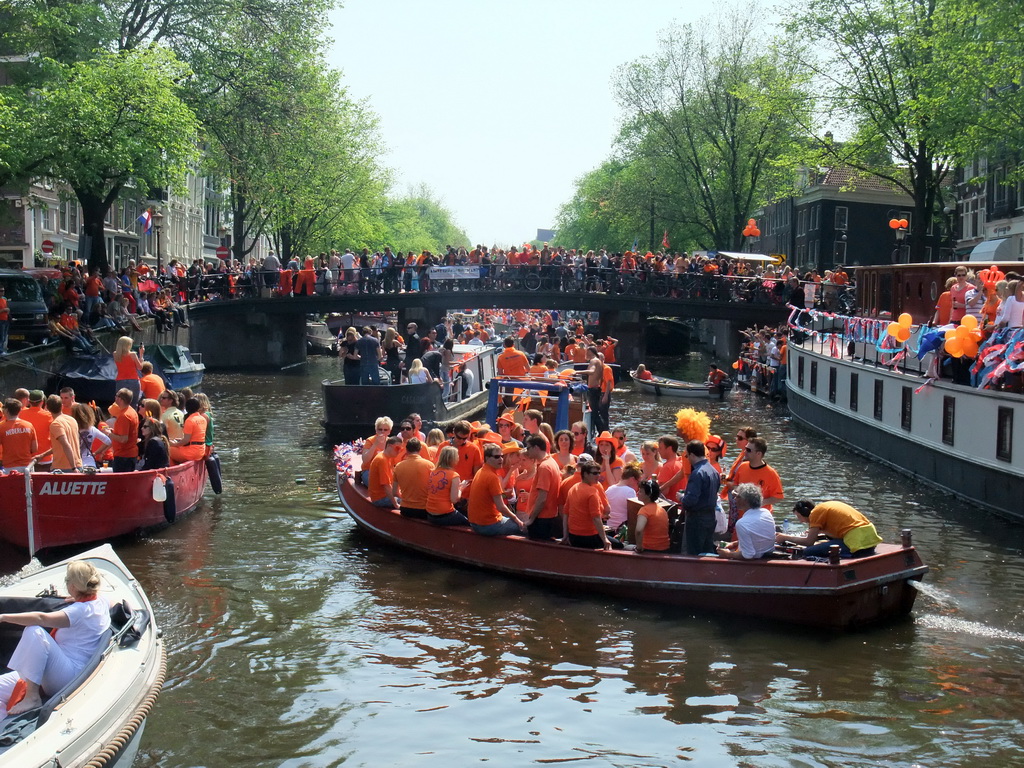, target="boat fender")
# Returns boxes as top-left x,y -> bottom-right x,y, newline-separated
206,452 -> 223,495
152,475 -> 167,502
163,476 -> 177,524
